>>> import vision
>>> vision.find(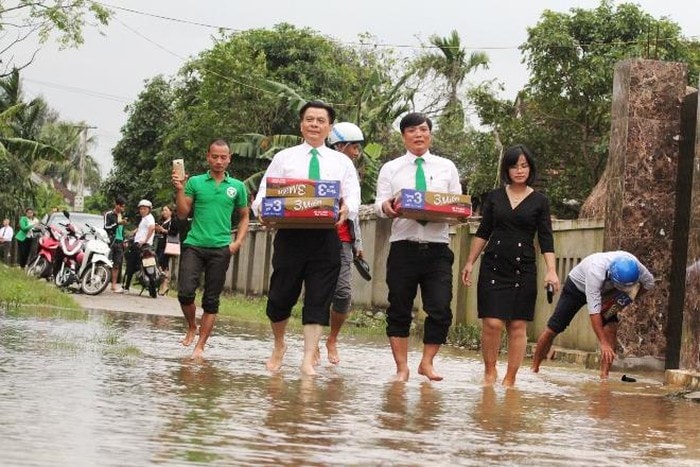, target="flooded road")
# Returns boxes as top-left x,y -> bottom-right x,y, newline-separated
1,308 -> 699,466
